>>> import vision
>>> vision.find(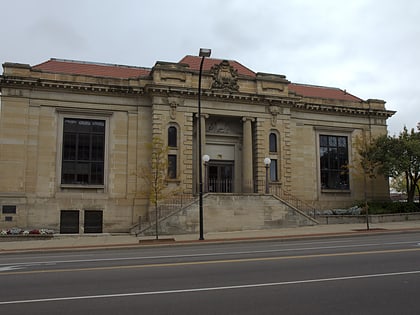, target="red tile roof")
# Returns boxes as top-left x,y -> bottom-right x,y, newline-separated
289,83 -> 362,102
30,57 -> 363,101
180,56 -> 361,101
179,55 -> 256,77
33,59 -> 151,78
